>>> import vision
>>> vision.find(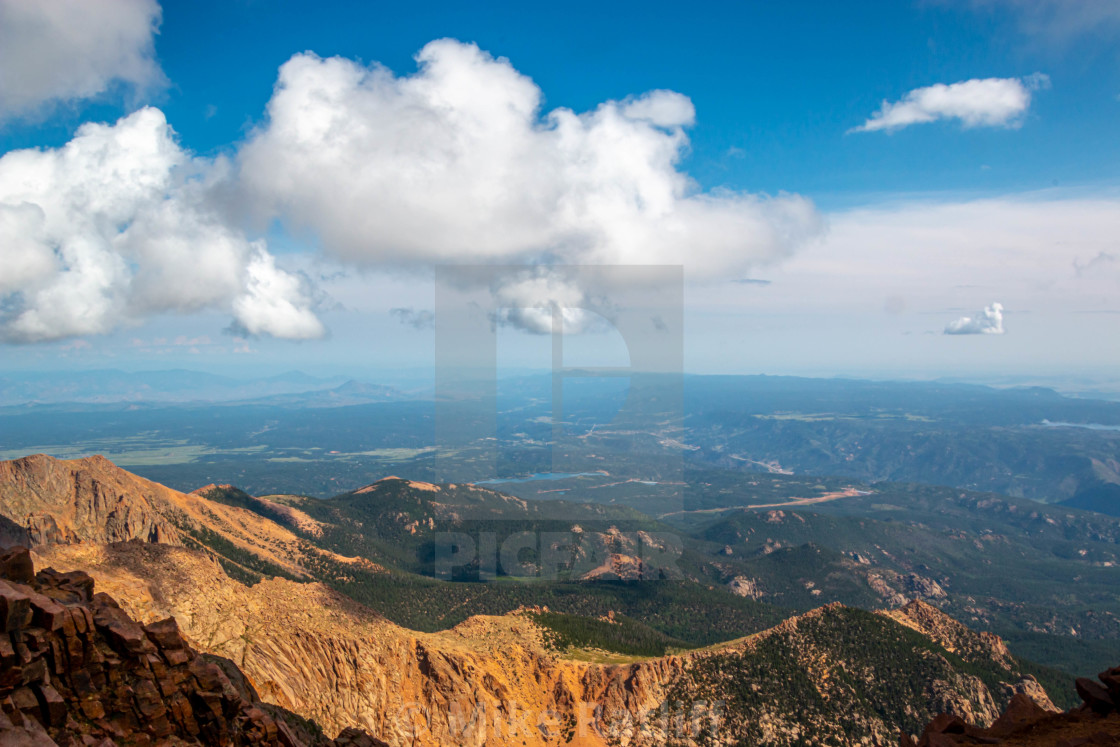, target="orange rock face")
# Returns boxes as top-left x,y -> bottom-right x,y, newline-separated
0,455 -> 180,546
